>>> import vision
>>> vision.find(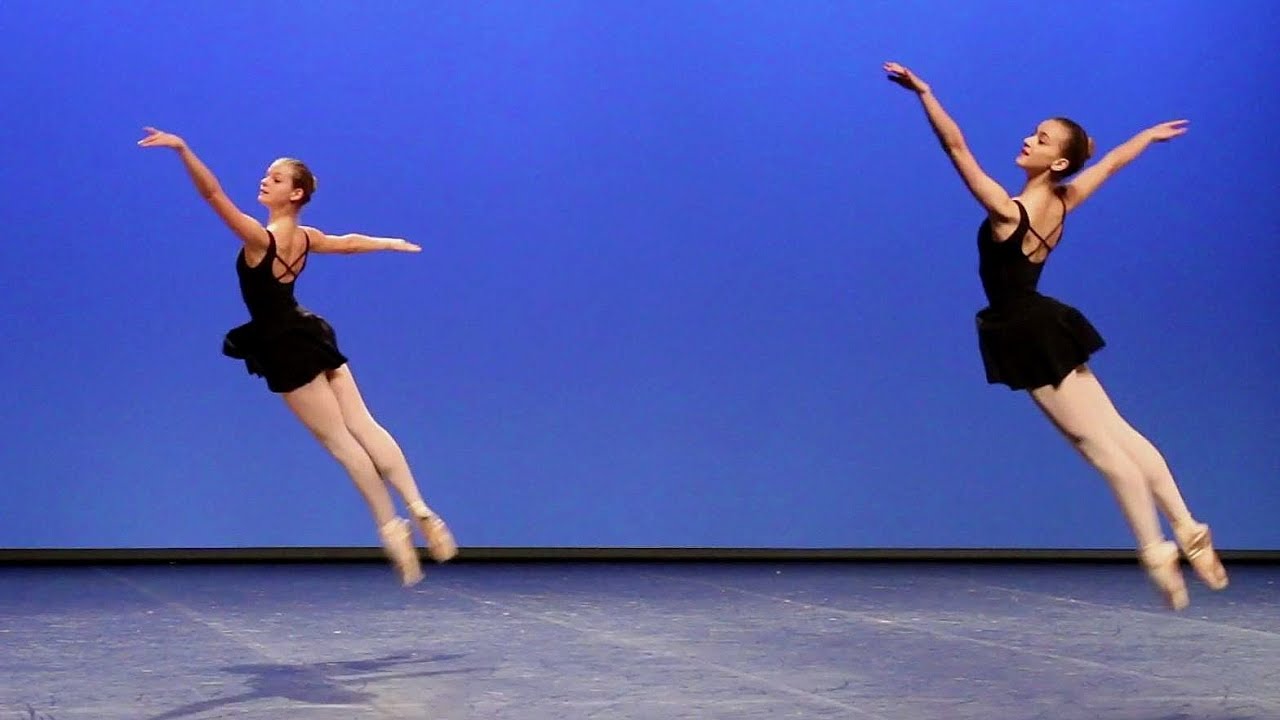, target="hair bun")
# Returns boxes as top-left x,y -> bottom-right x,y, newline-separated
1086,136 -> 1096,158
